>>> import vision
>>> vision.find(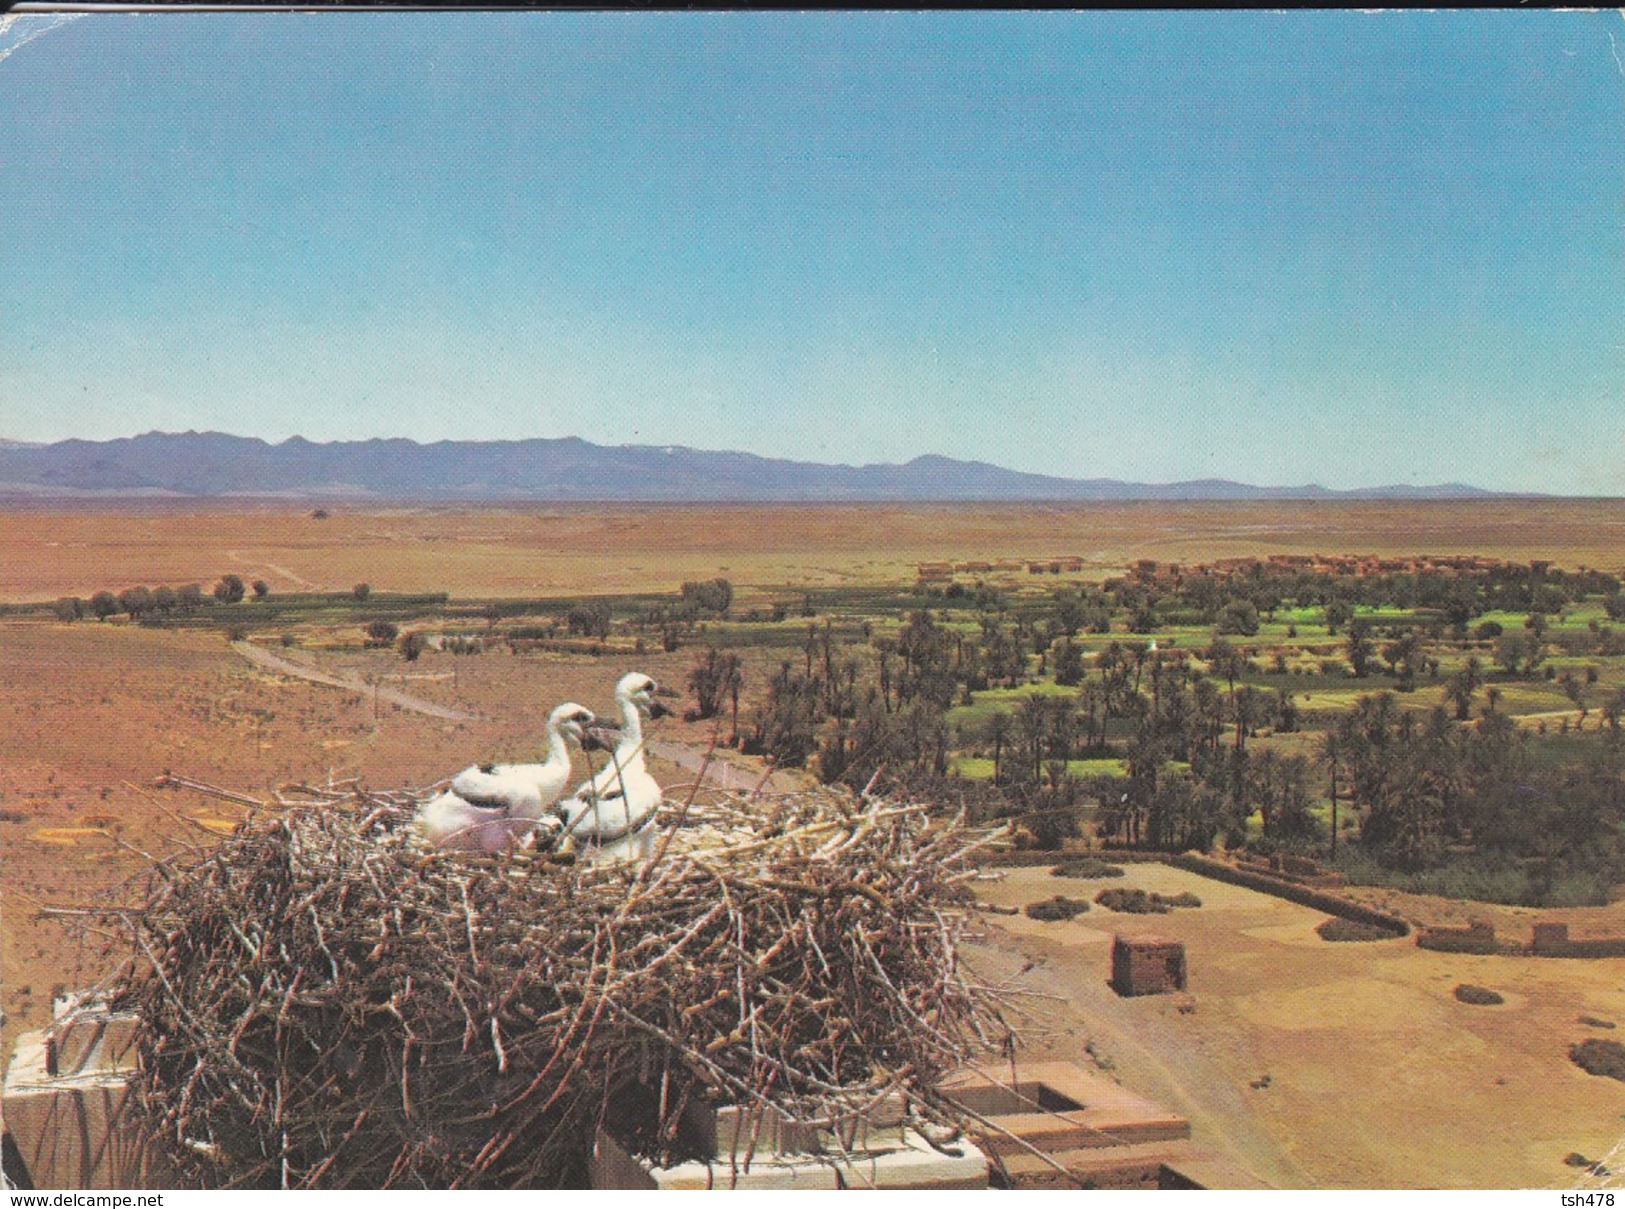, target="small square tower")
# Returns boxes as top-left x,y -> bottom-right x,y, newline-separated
1111,935 -> 1187,997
